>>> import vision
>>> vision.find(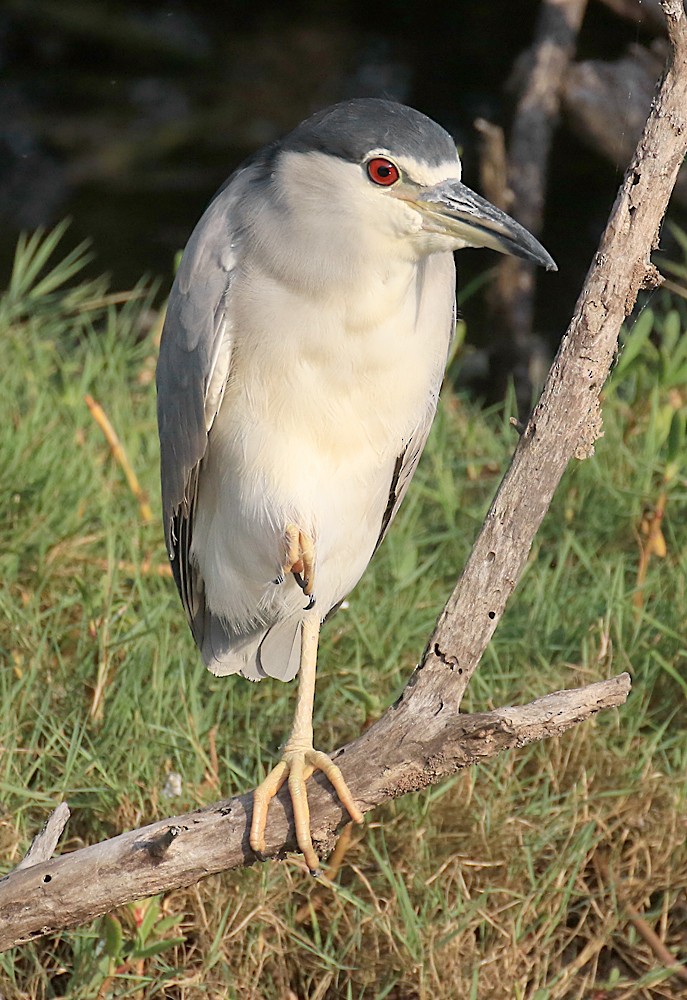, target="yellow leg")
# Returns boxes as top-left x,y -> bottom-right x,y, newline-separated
250,611 -> 364,872
299,533 -> 315,596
